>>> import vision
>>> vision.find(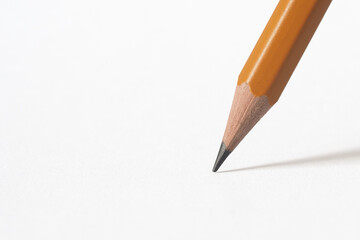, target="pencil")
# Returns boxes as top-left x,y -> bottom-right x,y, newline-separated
213,0 -> 332,172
